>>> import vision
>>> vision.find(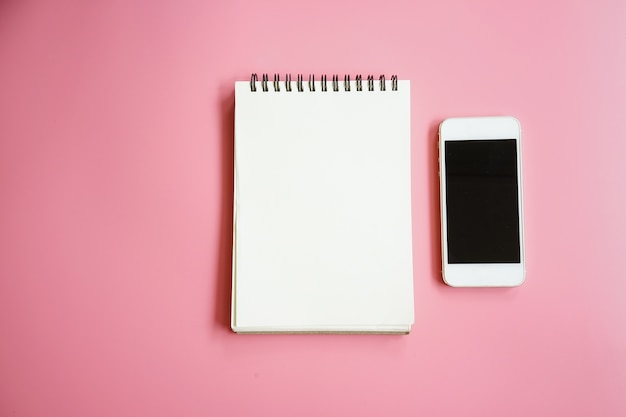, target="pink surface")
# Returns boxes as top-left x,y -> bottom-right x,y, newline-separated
1,0 -> 625,416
